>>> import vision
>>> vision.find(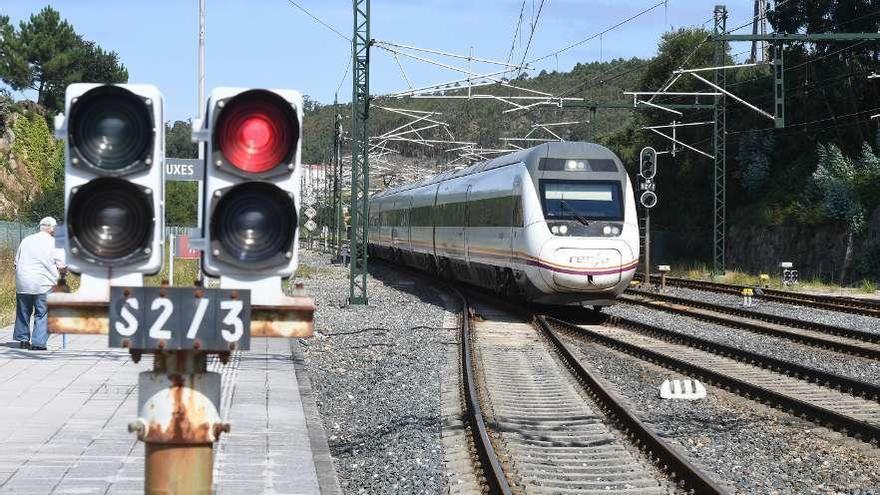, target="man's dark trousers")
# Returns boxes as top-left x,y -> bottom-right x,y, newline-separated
13,293 -> 48,347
